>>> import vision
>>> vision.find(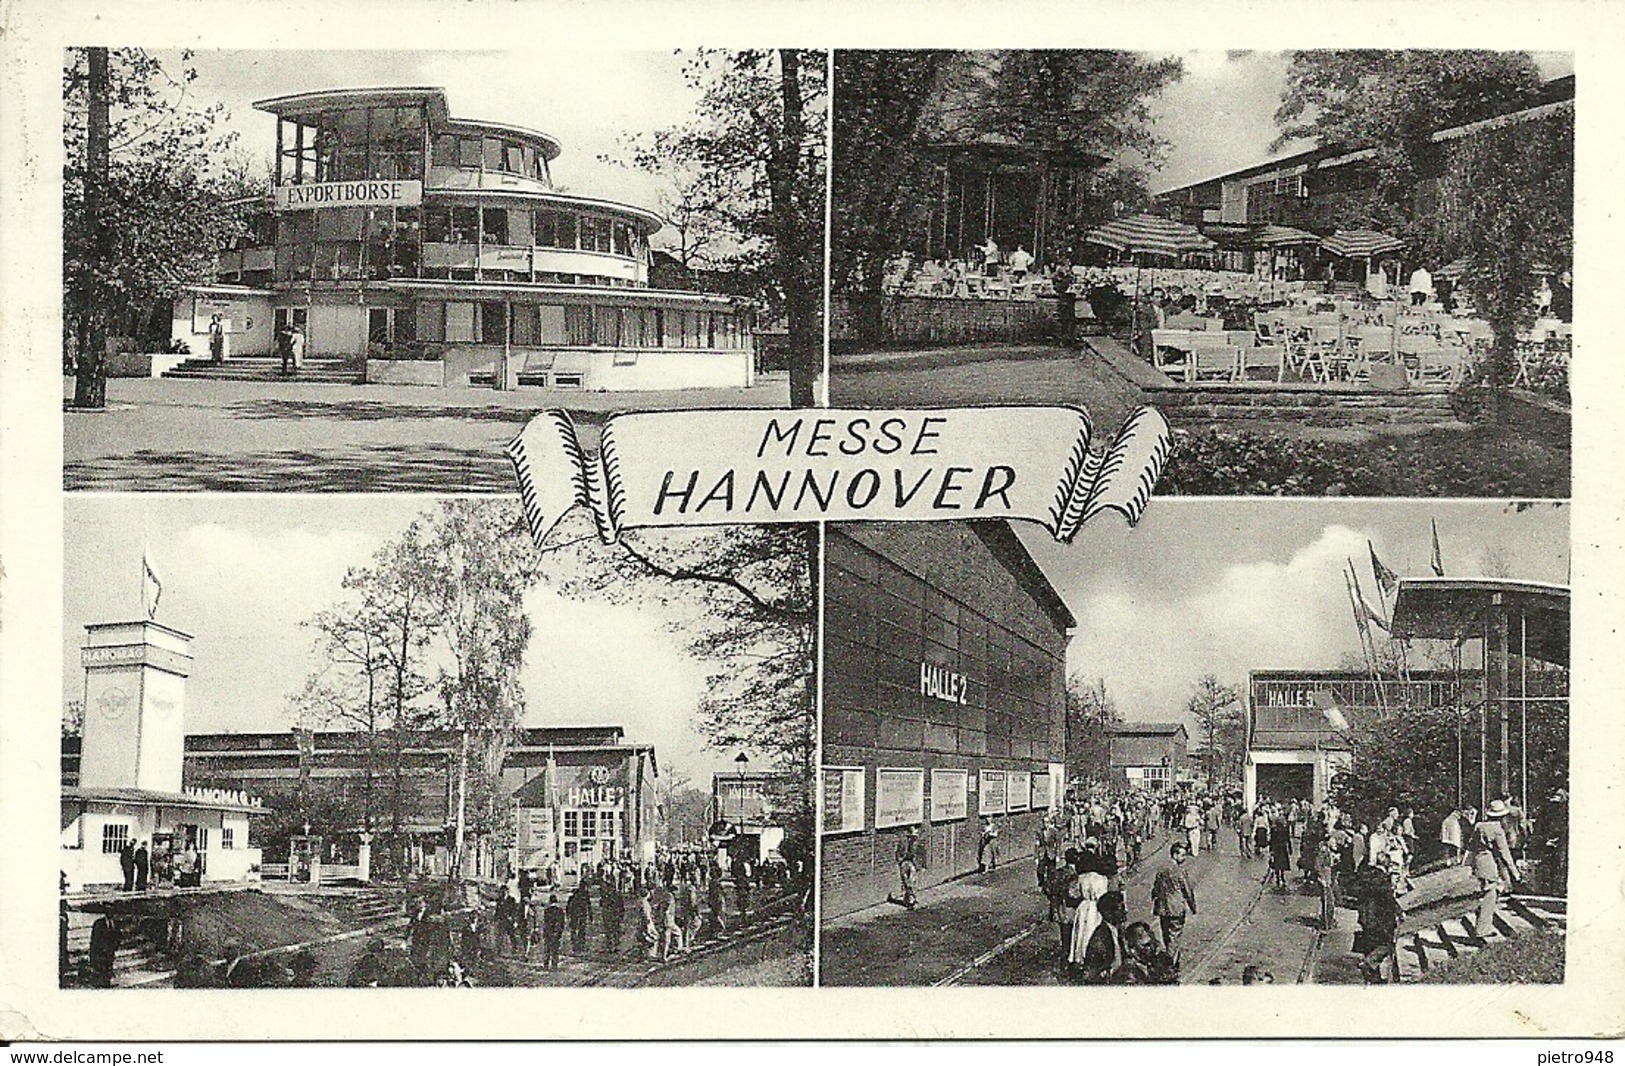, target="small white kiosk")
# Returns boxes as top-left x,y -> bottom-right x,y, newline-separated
61,621 -> 267,891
